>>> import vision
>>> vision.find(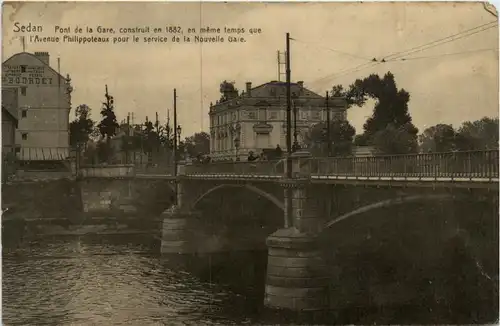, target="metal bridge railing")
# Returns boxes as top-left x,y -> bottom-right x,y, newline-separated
135,164 -> 174,175
130,150 -> 498,180
307,150 -> 499,179
185,160 -> 285,176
